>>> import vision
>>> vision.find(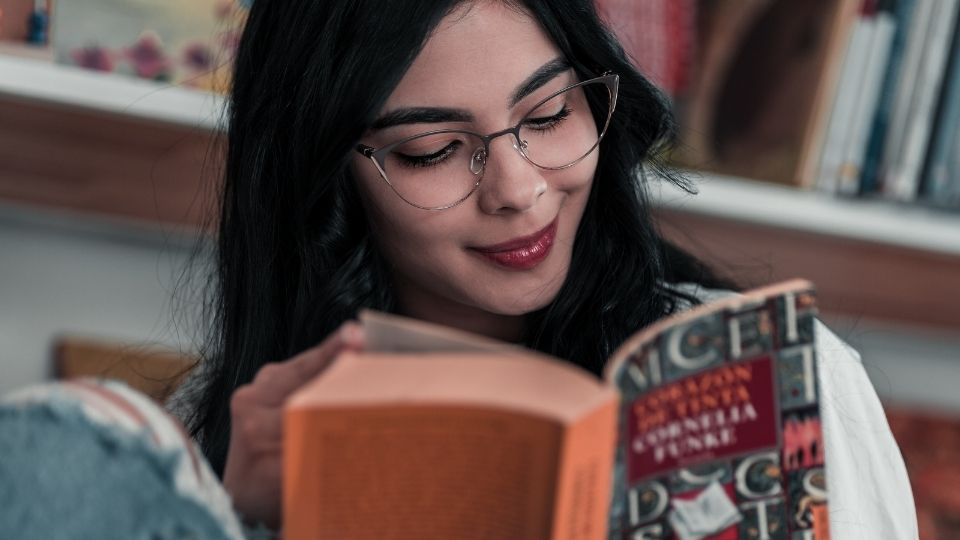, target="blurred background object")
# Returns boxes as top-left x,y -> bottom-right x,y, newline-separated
0,0 -> 52,60
54,335 -> 195,403
0,0 -> 958,538
0,1 -> 51,45
52,0 -> 245,93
